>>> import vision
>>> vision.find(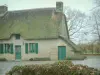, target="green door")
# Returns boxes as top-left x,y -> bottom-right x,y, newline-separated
58,46 -> 66,60
15,45 -> 21,60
